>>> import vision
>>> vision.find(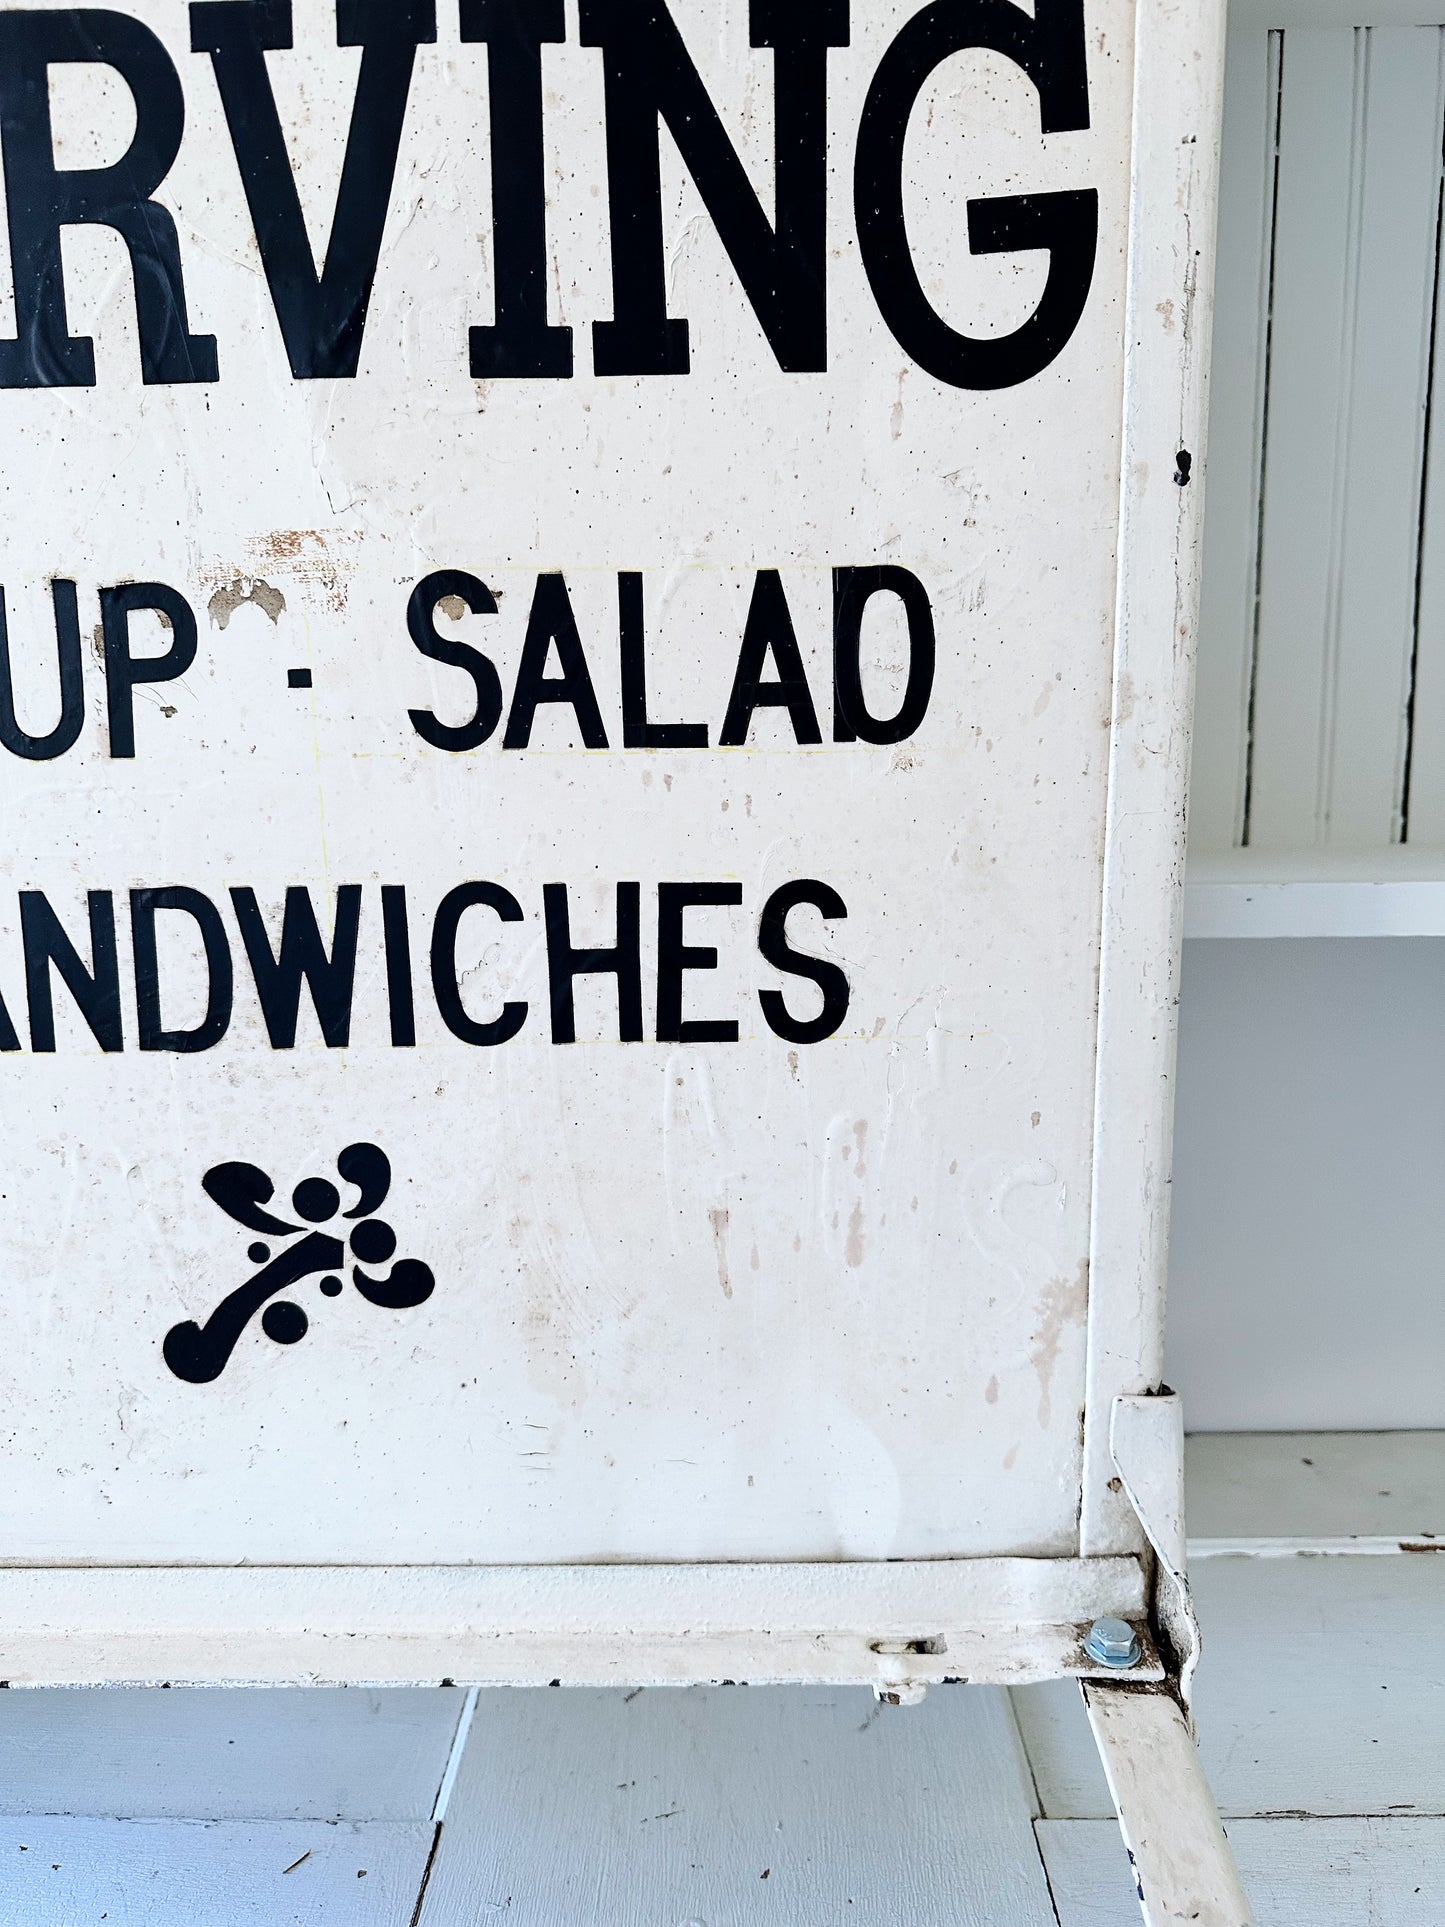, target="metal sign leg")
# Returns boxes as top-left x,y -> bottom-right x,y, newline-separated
1082,1683 -> 1256,1927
